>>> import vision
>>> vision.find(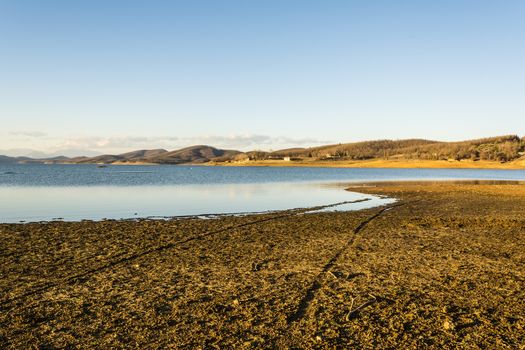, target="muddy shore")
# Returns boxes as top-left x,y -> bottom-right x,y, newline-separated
1,182 -> 524,349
